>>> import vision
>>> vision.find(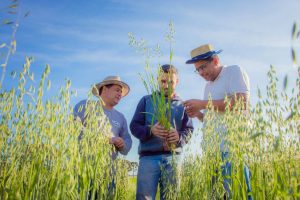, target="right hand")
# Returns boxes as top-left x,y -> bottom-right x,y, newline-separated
150,122 -> 169,139
183,99 -> 204,117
